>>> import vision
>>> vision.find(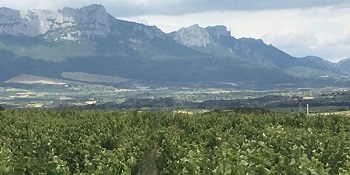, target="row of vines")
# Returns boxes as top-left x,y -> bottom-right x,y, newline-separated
1,110 -> 350,174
